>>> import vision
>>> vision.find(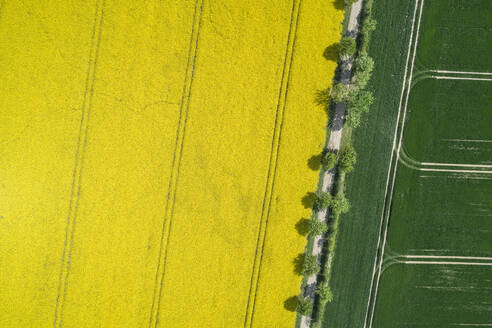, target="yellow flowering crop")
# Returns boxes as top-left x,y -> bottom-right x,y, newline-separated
0,1 -> 98,326
0,0 -> 342,327
249,2 -> 343,326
